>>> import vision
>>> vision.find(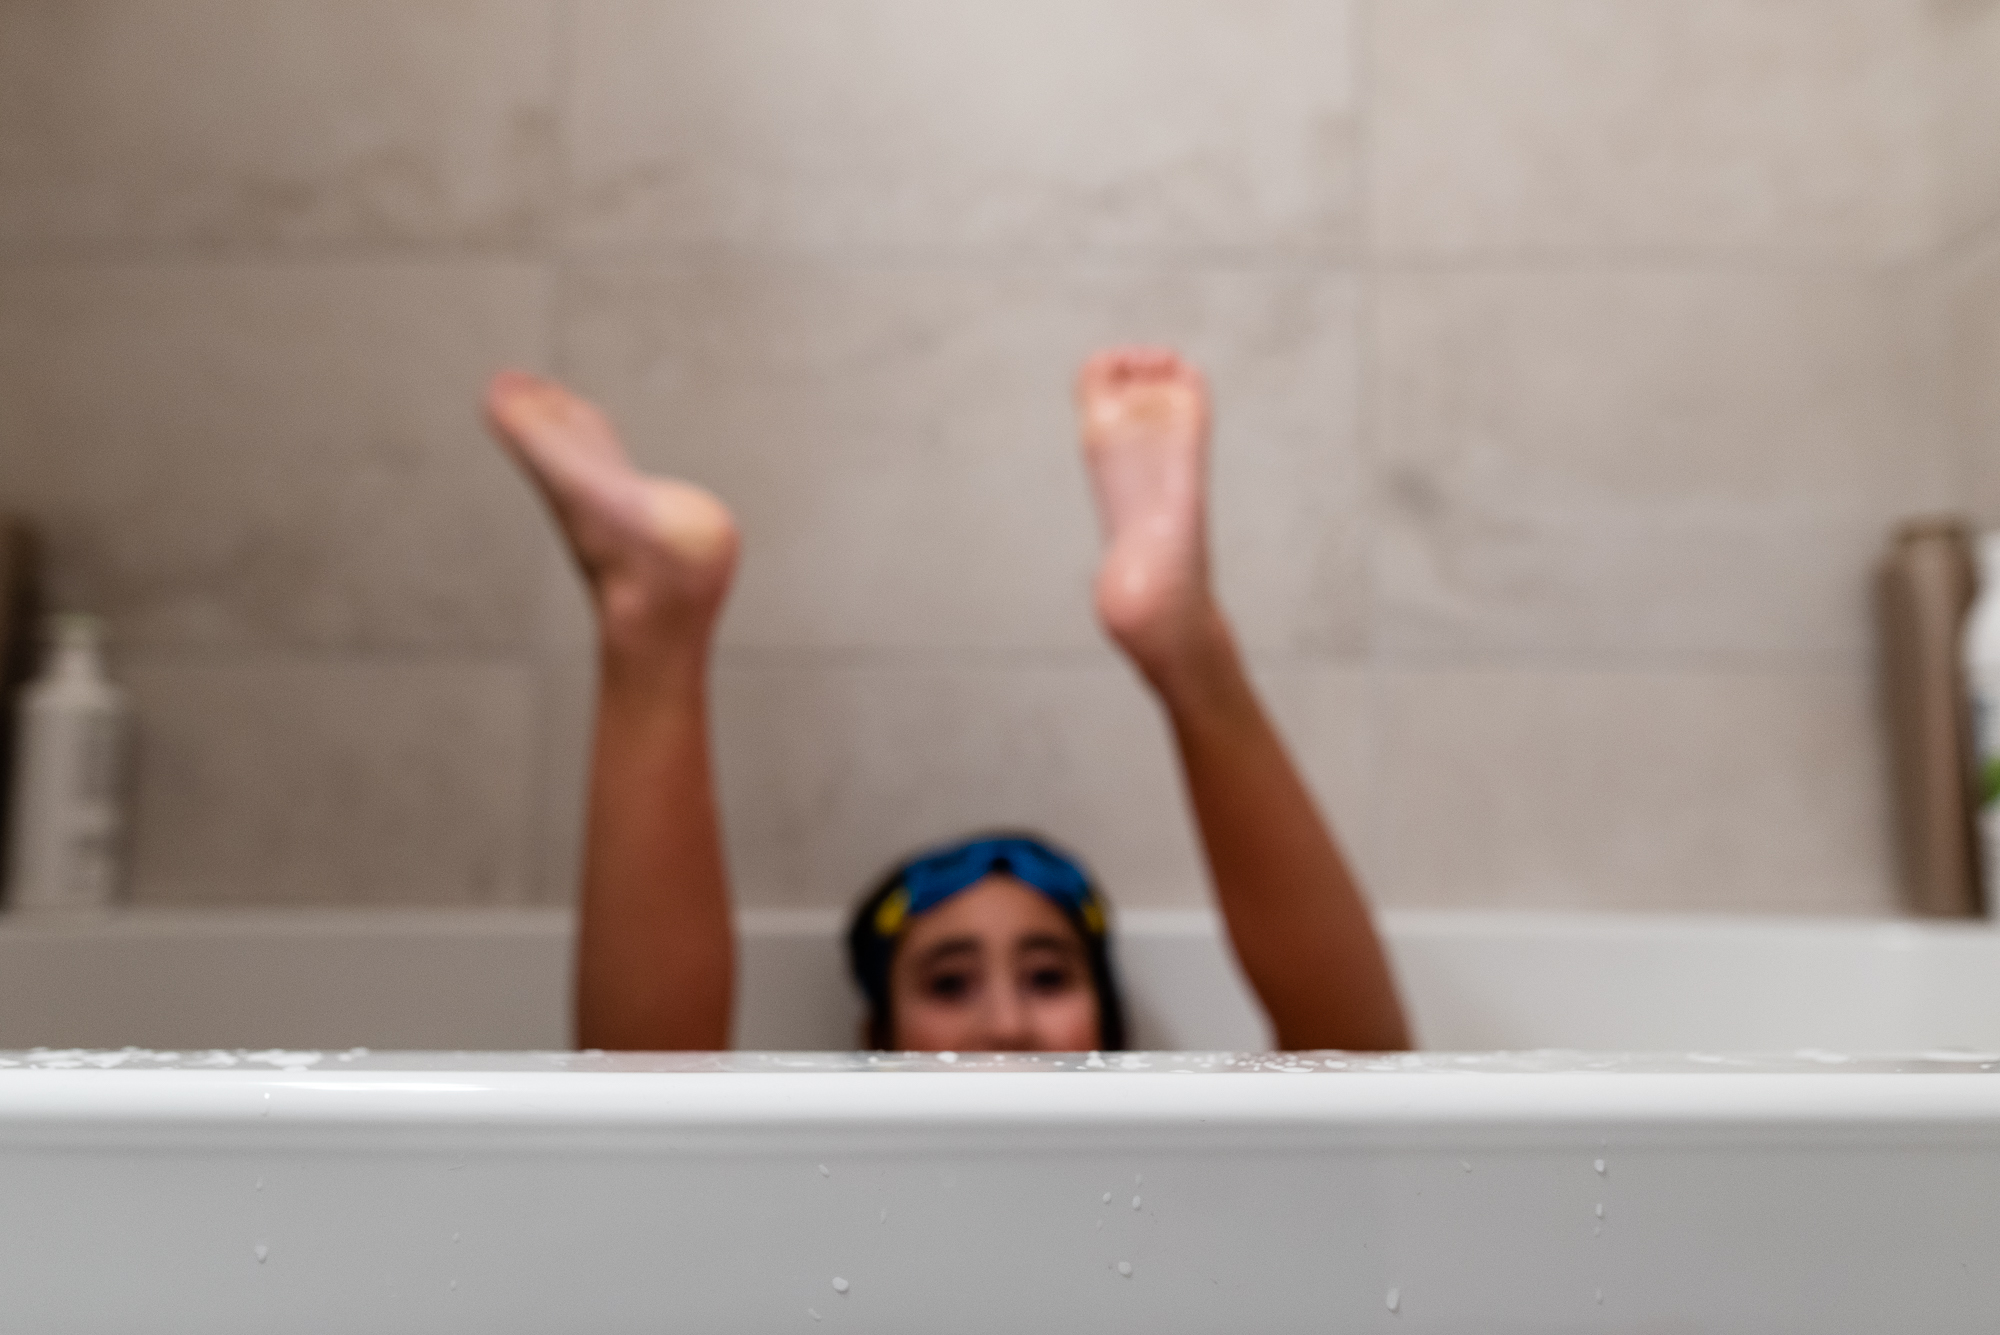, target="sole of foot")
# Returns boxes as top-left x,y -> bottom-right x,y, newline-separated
1075,347 -> 1218,672
484,370 -> 739,650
